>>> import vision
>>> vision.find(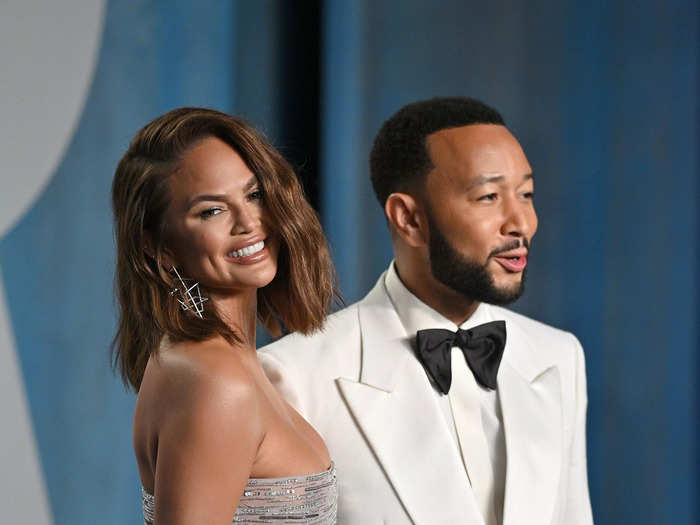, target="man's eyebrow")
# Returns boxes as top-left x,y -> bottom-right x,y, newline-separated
466,173 -> 504,190
466,172 -> 534,191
